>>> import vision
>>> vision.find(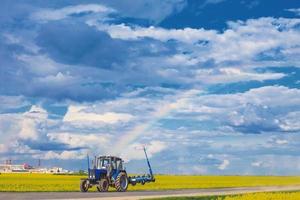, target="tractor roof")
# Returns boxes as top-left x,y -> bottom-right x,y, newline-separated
97,155 -> 123,160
